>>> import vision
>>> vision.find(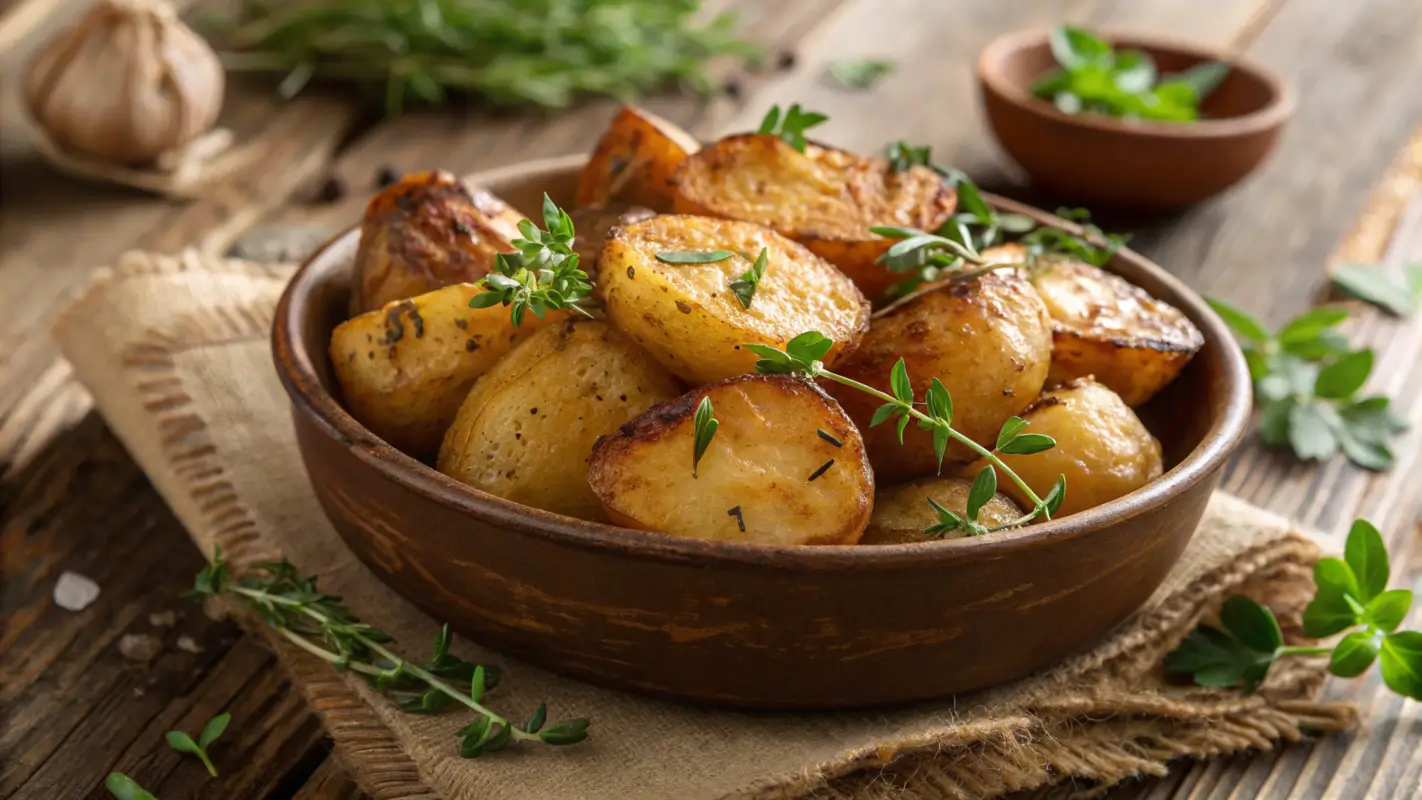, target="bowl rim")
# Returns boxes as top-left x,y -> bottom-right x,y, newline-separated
976,27 -> 1296,139
272,154 -> 1252,572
